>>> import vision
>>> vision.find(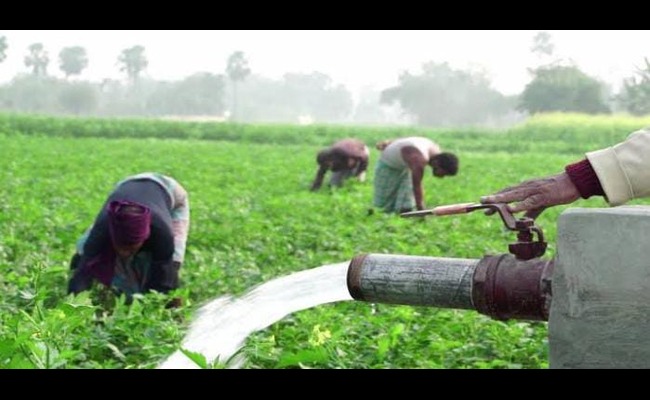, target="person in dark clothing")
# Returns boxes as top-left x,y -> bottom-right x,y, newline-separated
310,138 -> 370,191
68,173 -> 190,306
